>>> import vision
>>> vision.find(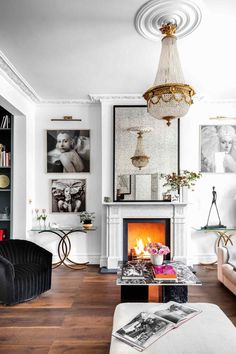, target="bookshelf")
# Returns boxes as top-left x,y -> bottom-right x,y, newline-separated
0,106 -> 13,240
